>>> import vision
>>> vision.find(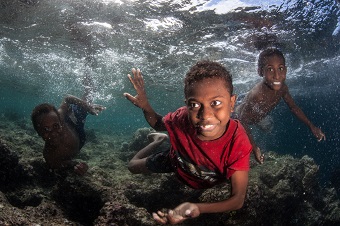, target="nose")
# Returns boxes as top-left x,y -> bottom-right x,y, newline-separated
273,69 -> 280,79
197,106 -> 213,120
